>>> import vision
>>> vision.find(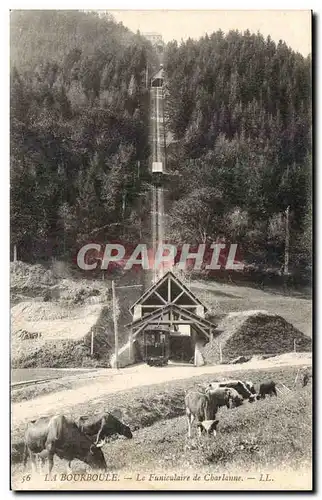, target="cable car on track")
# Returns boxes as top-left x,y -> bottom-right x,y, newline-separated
143,325 -> 170,366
